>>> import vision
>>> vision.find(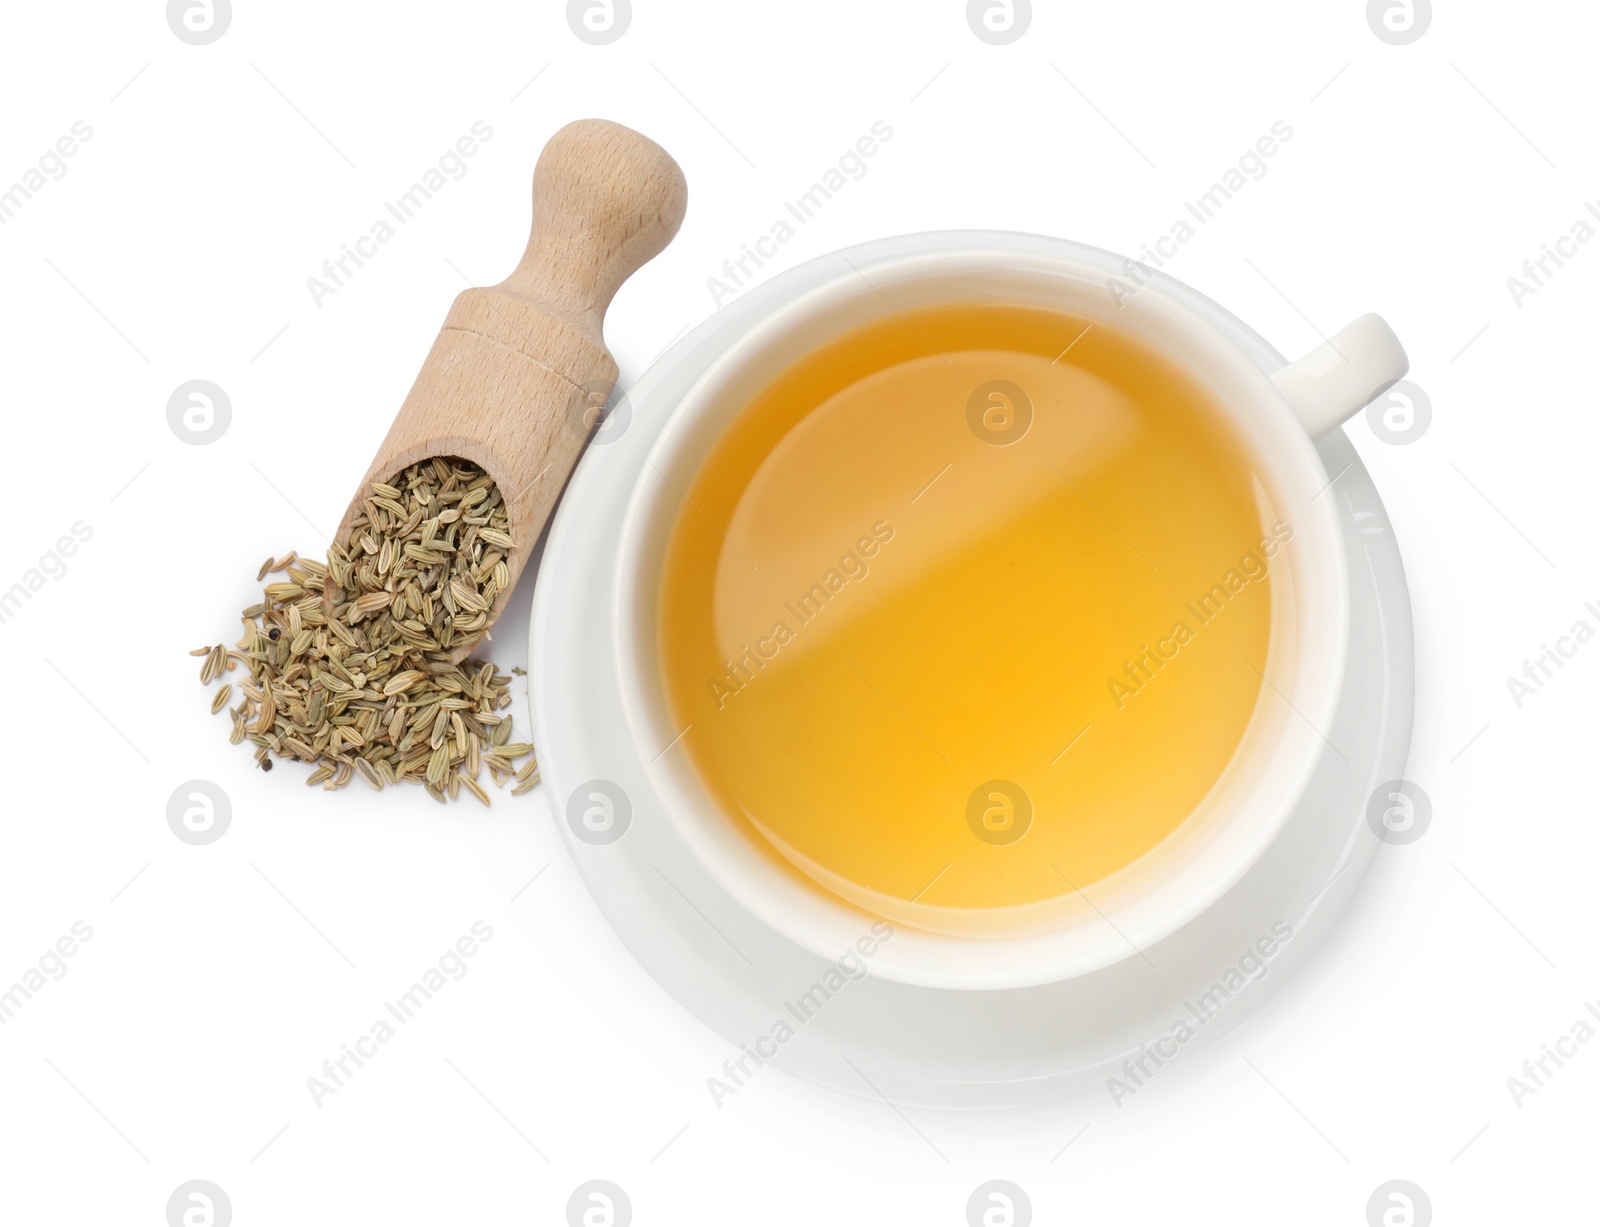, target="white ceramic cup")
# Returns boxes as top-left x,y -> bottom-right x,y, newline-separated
612,241 -> 1407,989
